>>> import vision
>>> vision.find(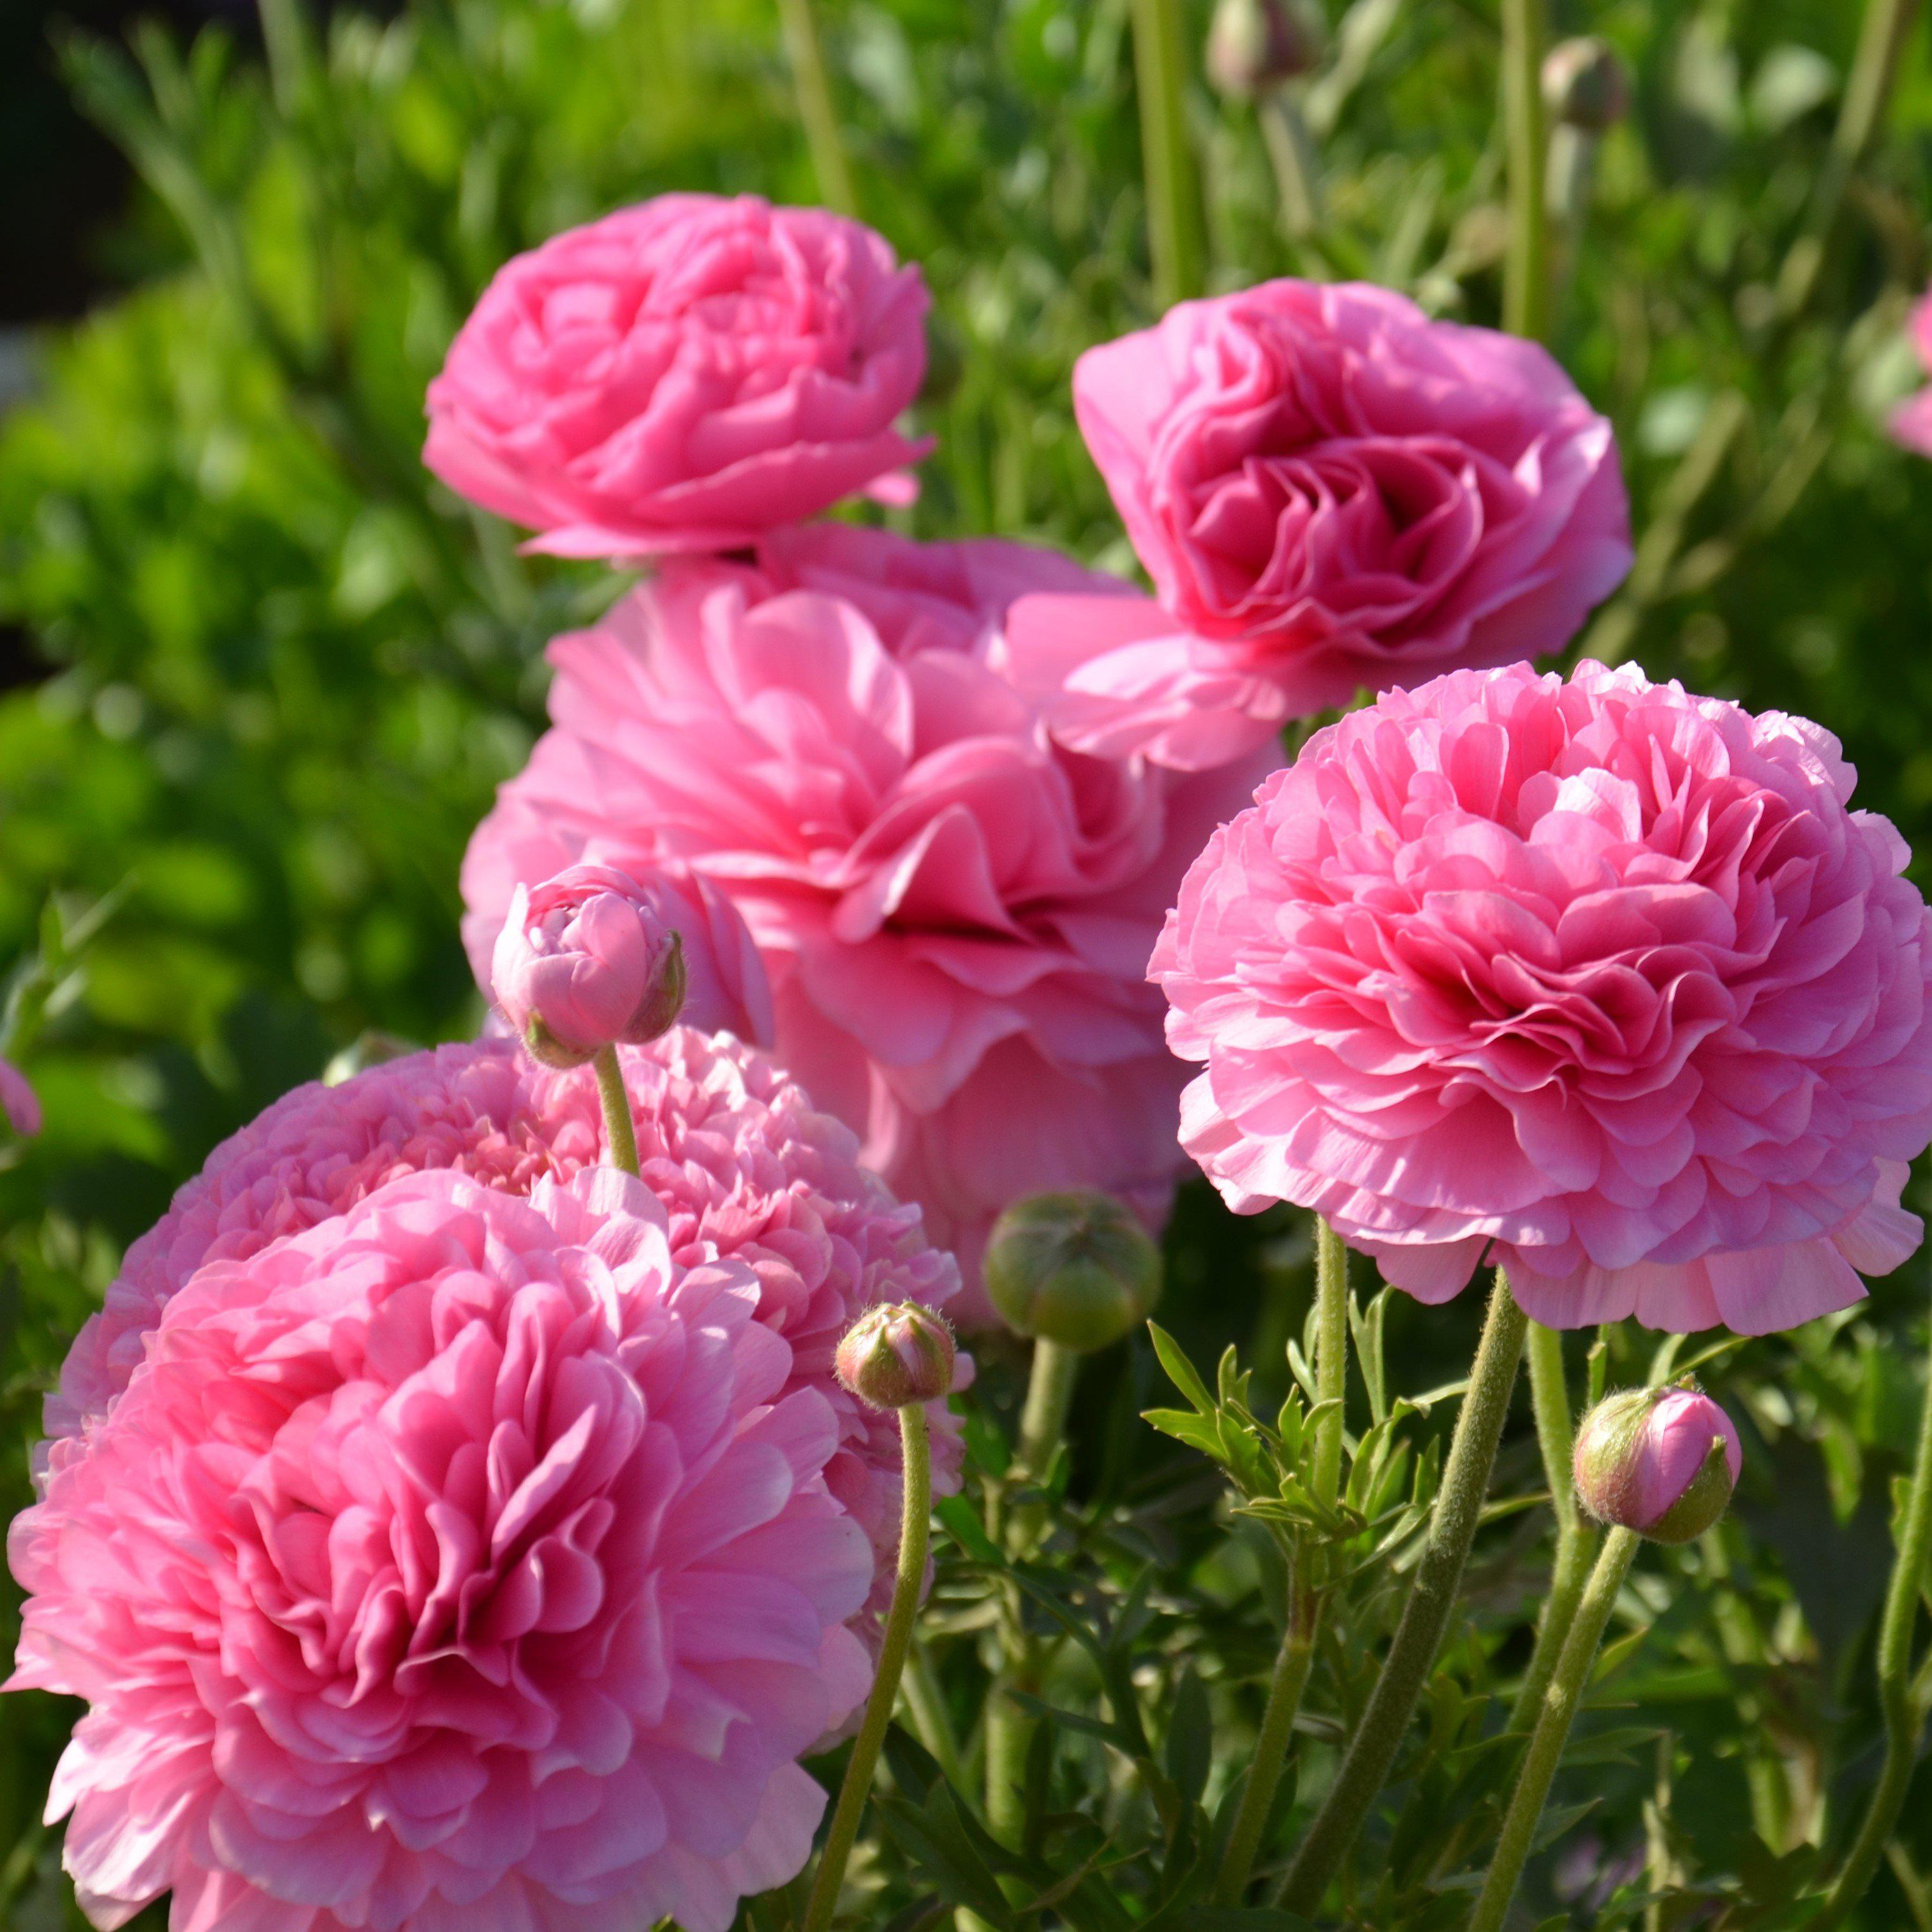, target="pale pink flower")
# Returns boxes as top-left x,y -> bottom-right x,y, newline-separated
491,859 -> 772,1063
44,1031 -> 961,1627
1152,660 -> 1932,1334
459,526 -> 1276,1319
1890,293 -> 1932,457
9,1167 -> 872,1932
424,195 -> 931,558
1009,280 -> 1631,767
0,1058 -> 38,1136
